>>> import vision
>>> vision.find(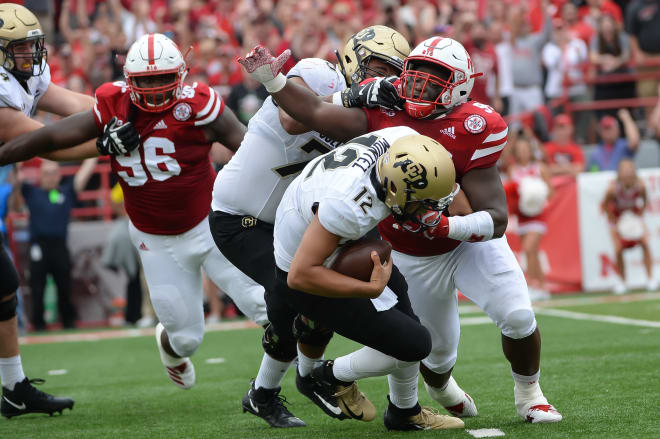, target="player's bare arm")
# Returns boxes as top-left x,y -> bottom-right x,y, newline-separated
0,107 -> 45,143
0,110 -> 99,165
288,214 -> 390,299
203,105 -> 247,152
278,76 -> 316,135
459,166 -> 508,238
448,188 -> 473,216
238,46 -> 368,142
37,82 -> 96,116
